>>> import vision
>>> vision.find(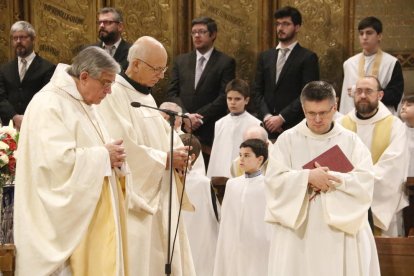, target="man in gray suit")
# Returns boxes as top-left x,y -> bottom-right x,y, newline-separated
0,21 -> 55,129
255,6 -> 319,140
167,17 -> 236,164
